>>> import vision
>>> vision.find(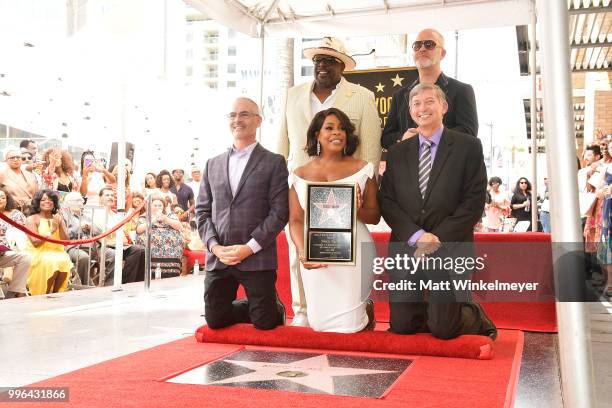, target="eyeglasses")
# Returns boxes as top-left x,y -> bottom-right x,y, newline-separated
519,181 -> 528,184
412,40 -> 438,51
6,156 -> 22,160
312,56 -> 342,65
22,156 -> 32,161
226,111 -> 259,119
